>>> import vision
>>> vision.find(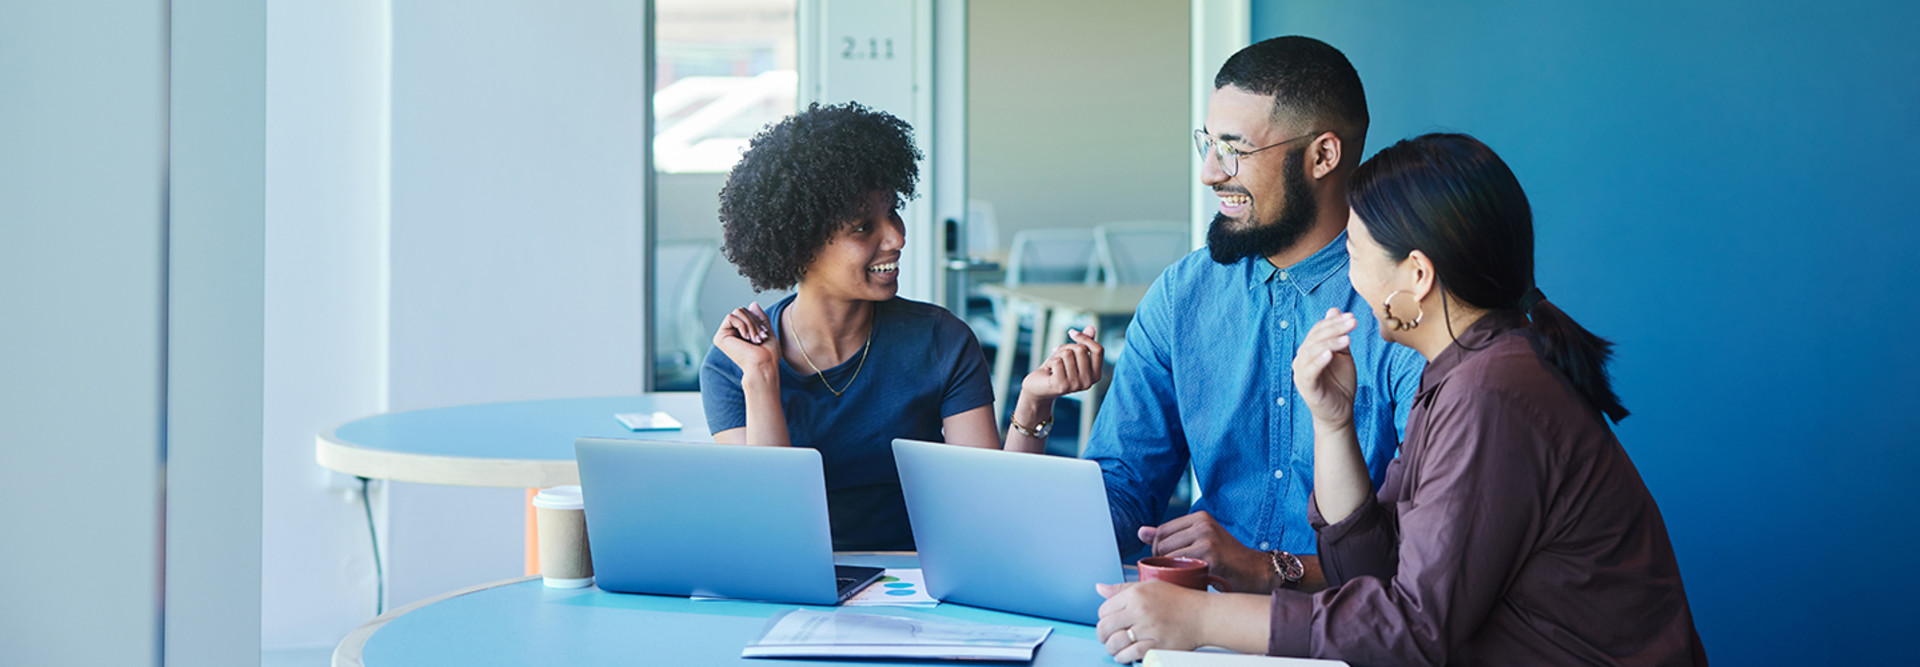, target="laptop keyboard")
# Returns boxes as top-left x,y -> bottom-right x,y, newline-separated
836,576 -> 858,589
